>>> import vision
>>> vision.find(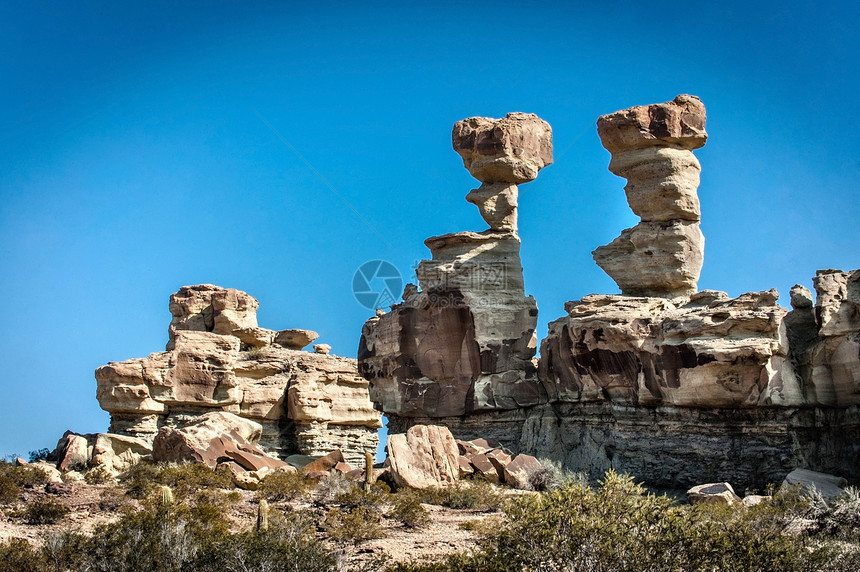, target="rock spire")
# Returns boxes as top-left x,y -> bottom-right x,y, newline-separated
592,94 -> 707,297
